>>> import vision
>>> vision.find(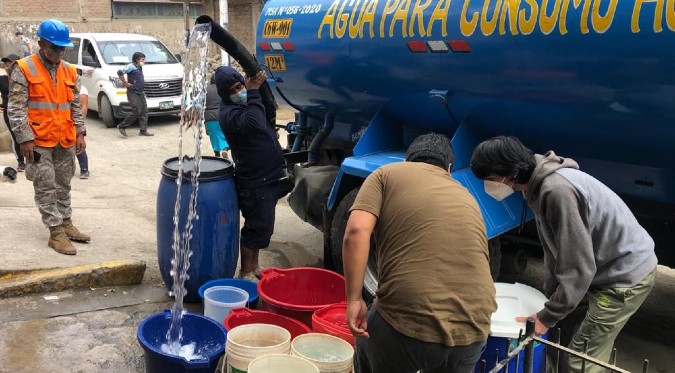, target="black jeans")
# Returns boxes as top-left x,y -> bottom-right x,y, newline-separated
237,182 -> 279,249
355,307 -> 487,373
119,92 -> 148,131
